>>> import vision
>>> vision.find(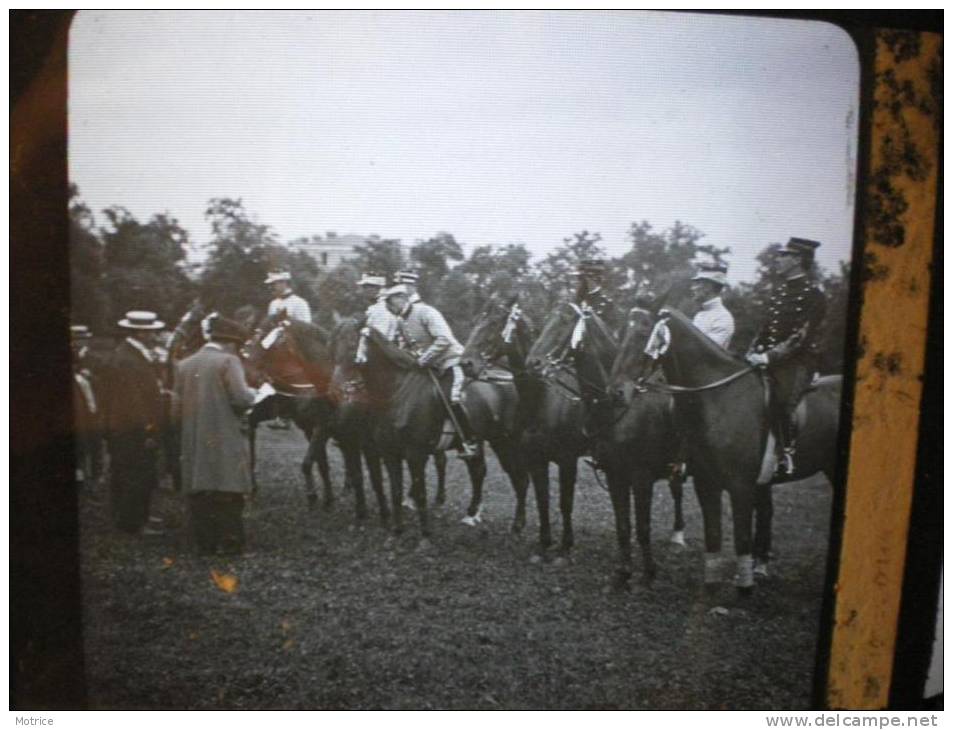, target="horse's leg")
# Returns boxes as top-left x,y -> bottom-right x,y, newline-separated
556,458 -> 577,556
461,447 -> 487,526
728,483 -> 757,595
343,445 -> 367,523
313,434 -> 334,511
494,441 -> 528,534
363,442 -> 390,526
300,430 -> 319,510
753,482 -> 774,579
433,450 -> 448,506
384,453 -> 404,536
606,468 -> 633,589
529,458 -> 552,558
668,472 -> 687,547
407,451 -> 431,544
693,475 -> 724,590
632,469 -> 657,584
